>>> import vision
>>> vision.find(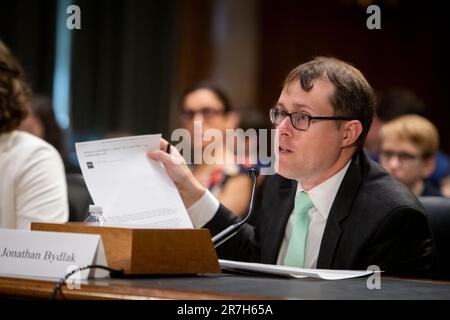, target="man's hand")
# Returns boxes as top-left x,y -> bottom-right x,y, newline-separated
147,139 -> 206,208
